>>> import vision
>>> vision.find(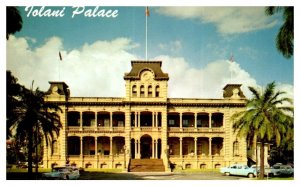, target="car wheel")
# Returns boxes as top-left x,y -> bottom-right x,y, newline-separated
225,172 -> 230,176
248,173 -> 254,178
